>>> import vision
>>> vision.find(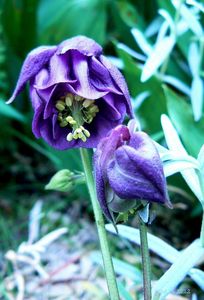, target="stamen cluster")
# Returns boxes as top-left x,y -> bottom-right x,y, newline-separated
55,93 -> 99,142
